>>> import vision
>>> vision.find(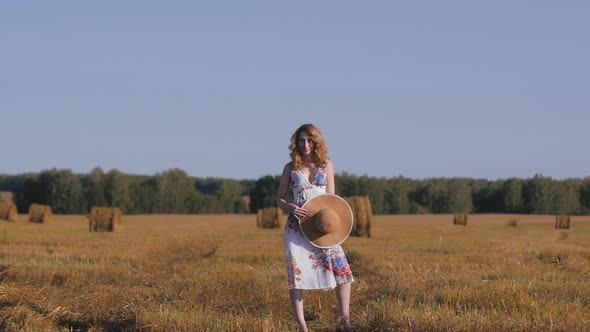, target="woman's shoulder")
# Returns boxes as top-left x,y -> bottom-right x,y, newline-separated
282,161 -> 294,174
